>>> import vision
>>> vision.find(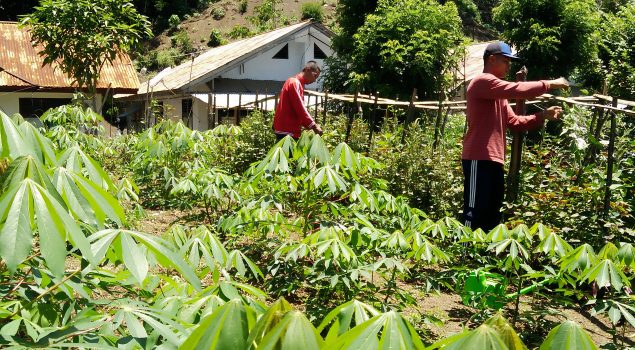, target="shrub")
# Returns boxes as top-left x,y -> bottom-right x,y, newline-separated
228,25 -> 252,39
156,47 -> 181,68
239,0 -> 248,14
211,6 -> 225,20
208,28 -> 225,47
171,30 -> 194,54
168,14 -> 180,32
300,2 -> 324,22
